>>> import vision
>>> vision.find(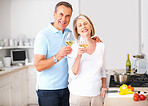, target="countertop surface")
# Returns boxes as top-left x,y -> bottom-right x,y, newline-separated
104,87 -> 148,106
0,65 -> 35,76
104,69 -> 148,106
